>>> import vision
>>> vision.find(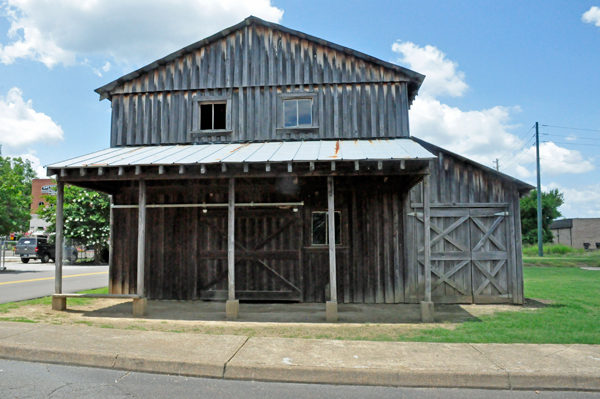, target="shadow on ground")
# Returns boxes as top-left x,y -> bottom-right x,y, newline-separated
75,301 -> 490,324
